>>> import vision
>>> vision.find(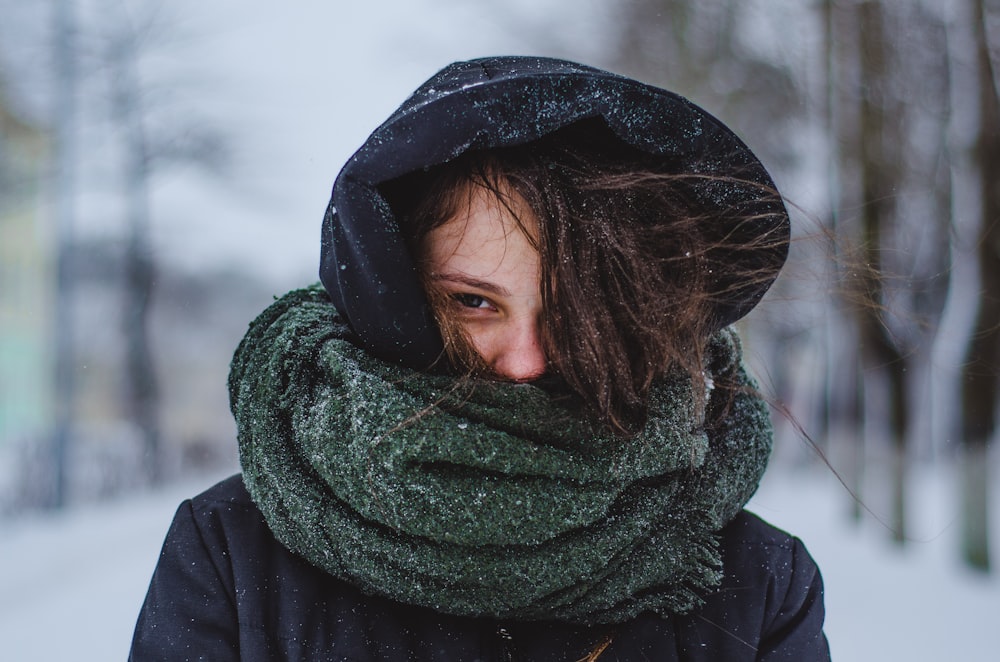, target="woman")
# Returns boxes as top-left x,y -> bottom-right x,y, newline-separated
130,56 -> 830,660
